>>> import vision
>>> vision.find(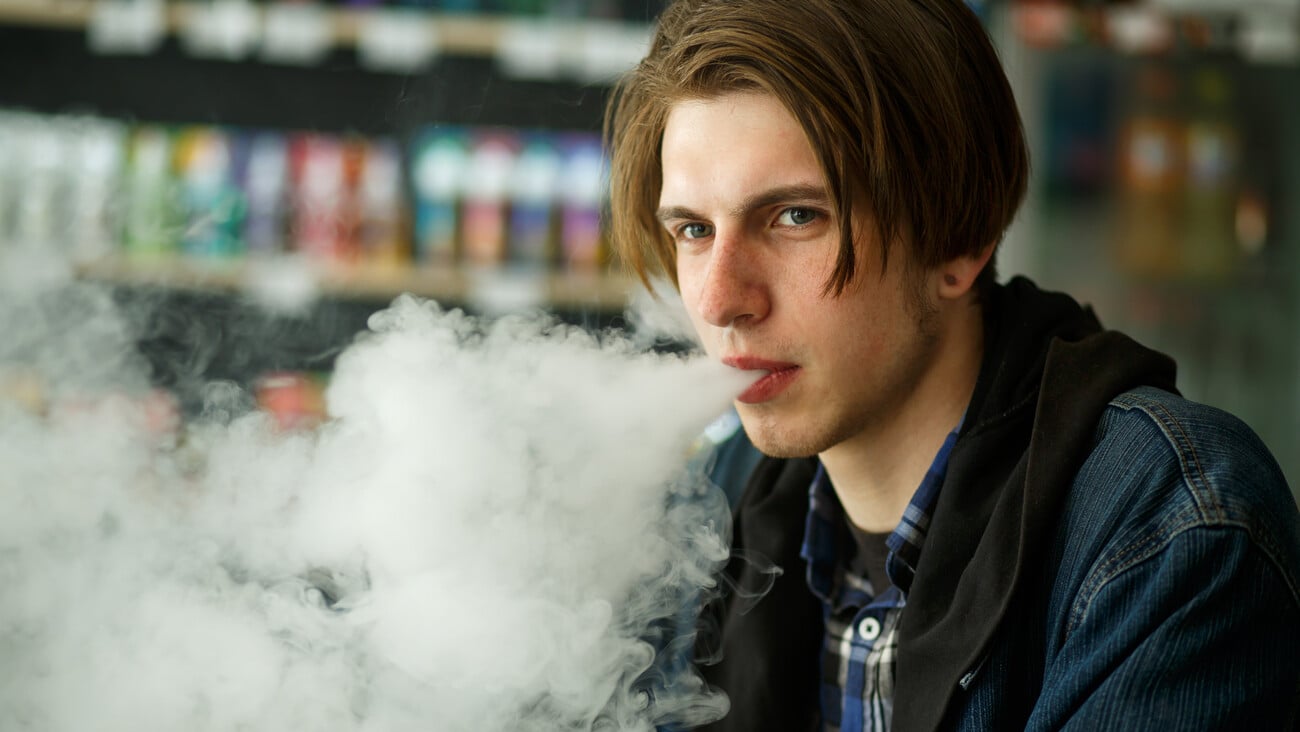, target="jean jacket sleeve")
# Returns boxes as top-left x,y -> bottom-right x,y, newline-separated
1030,389 -> 1300,730
1034,524 -> 1300,729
